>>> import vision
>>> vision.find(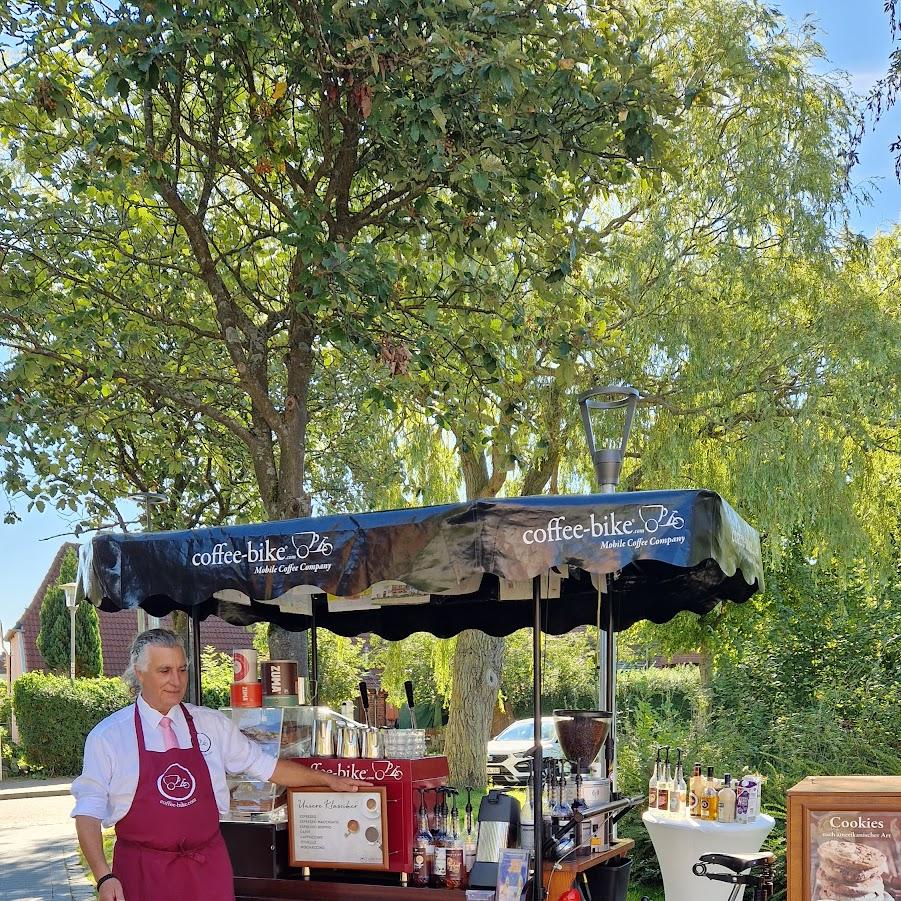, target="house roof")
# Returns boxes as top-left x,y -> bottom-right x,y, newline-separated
9,542 -> 256,677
